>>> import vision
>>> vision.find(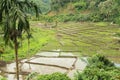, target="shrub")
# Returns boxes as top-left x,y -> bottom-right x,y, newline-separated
74,54 -> 120,80
75,68 -> 120,80
0,76 -> 6,80
114,16 -> 120,24
89,13 -> 102,22
74,1 -> 87,10
87,54 -> 114,68
36,72 -> 71,80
